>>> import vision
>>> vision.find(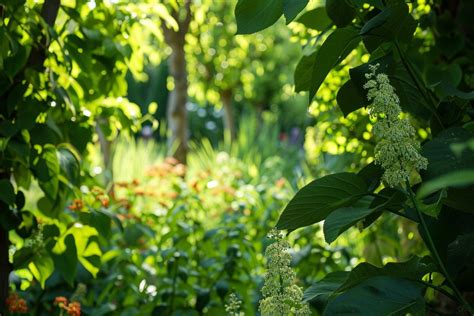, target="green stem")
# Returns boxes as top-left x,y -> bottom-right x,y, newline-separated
394,41 -> 444,129
406,181 -> 474,314
169,258 -> 179,316
418,280 -> 457,302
